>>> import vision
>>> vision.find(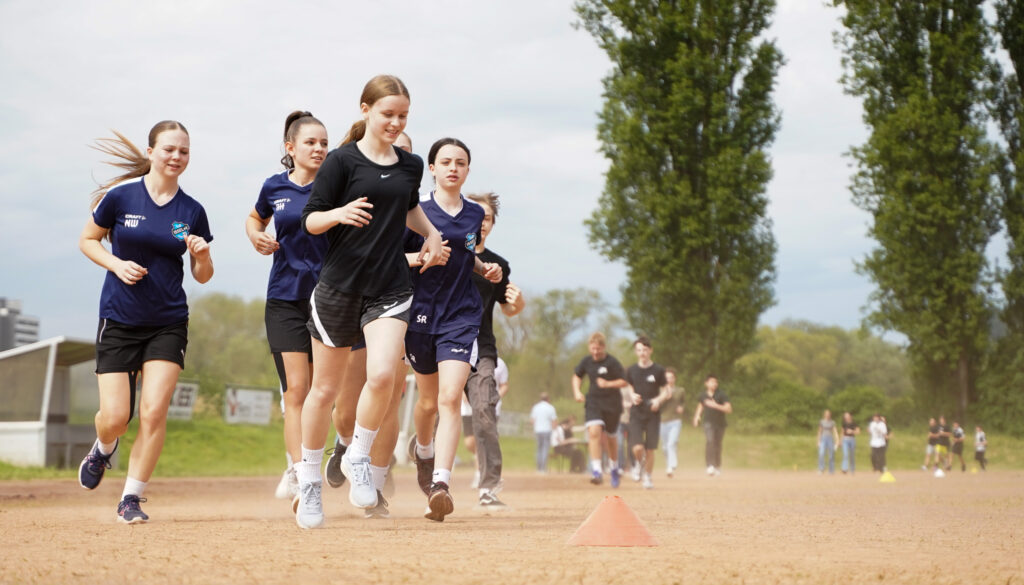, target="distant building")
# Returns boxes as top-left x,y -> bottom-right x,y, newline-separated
0,298 -> 40,351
